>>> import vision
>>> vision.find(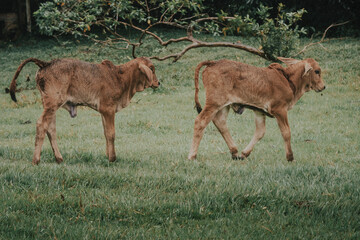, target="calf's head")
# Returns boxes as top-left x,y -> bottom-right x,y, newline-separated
278,57 -> 326,93
136,57 -> 160,91
302,58 -> 326,92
